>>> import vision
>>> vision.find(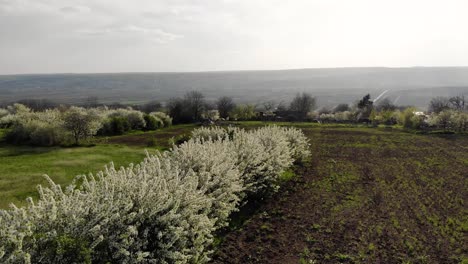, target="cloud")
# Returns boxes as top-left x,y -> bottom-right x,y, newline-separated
78,25 -> 182,43
59,5 -> 91,14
